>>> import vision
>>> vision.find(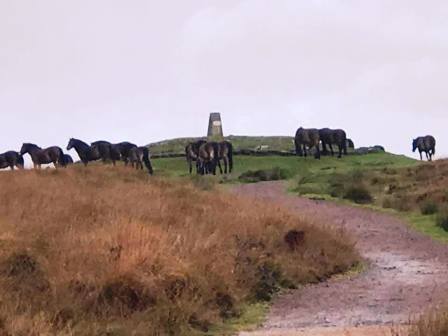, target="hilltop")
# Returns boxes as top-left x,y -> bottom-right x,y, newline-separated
148,135 -> 295,156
